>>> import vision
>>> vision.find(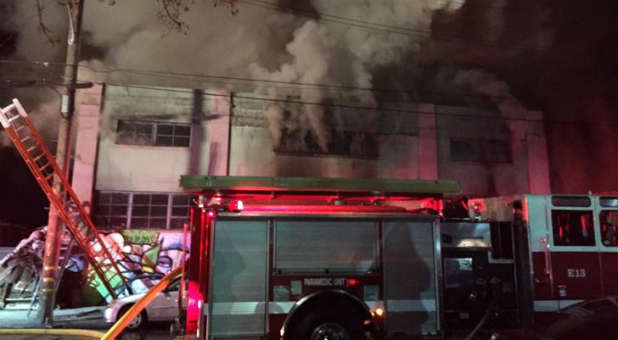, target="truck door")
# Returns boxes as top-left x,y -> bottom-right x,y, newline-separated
598,197 -> 618,296
548,196 -> 603,310
382,217 -> 440,336
208,218 -> 268,339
